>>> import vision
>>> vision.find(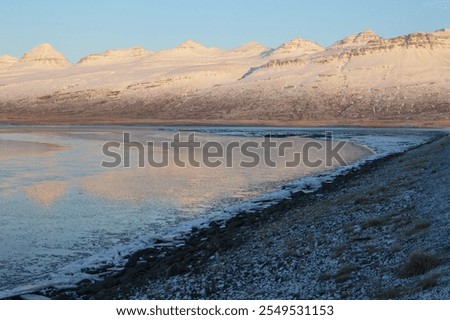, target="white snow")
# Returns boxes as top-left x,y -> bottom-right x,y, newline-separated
77,46 -> 151,64
331,29 -> 381,49
19,43 -> 71,67
0,28 -> 448,108
269,37 -> 324,59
